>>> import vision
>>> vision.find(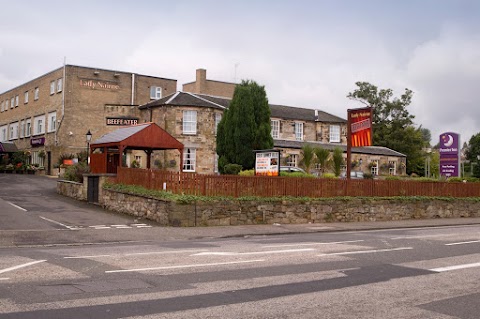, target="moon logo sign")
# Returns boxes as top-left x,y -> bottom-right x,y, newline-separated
443,134 -> 454,147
